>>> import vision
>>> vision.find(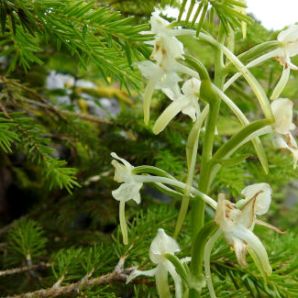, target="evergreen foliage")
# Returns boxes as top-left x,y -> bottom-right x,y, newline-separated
0,0 -> 297,297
